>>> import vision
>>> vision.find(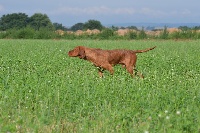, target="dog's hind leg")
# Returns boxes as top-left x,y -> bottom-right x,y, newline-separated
126,66 -> 134,78
134,68 -> 144,79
